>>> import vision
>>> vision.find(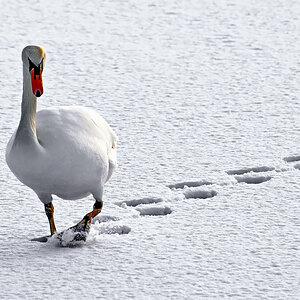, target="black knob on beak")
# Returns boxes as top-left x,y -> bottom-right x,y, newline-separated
35,90 -> 41,97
